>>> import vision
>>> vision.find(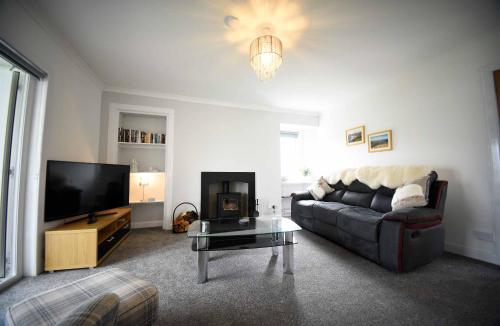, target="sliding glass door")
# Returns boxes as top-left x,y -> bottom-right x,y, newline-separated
0,56 -> 29,280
